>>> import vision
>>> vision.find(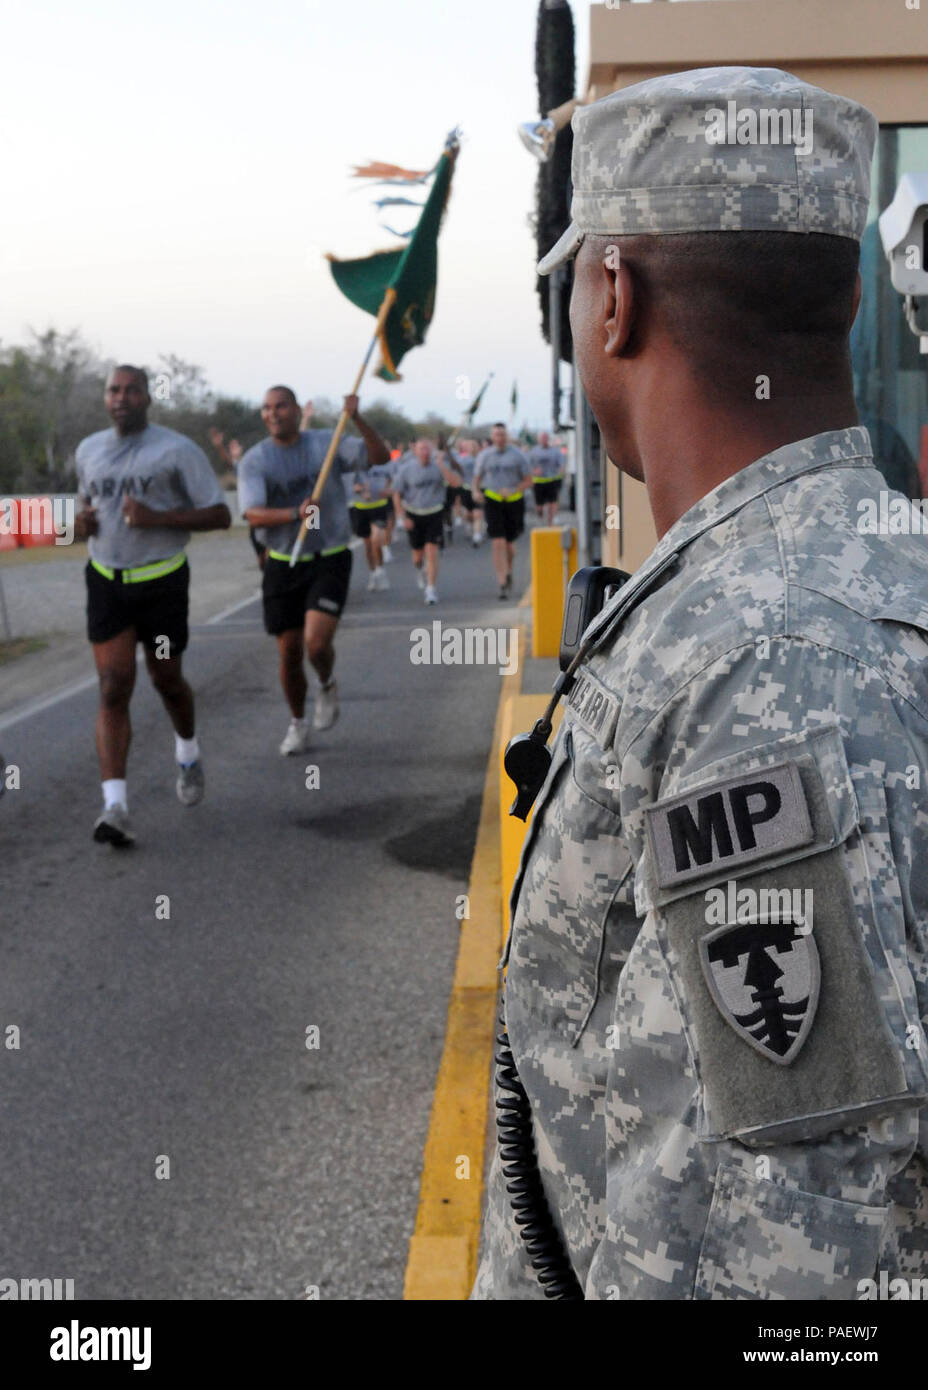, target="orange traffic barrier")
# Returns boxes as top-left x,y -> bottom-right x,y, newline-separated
17,497 -> 57,548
